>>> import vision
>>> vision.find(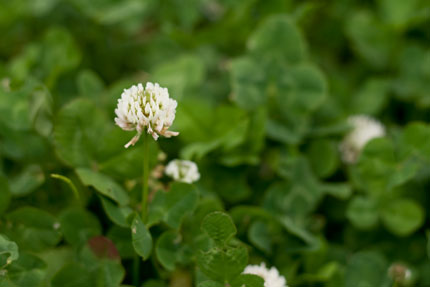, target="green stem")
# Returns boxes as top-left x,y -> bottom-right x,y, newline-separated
141,132 -> 150,221
51,174 -> 80,202
134,133 -> 150,286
